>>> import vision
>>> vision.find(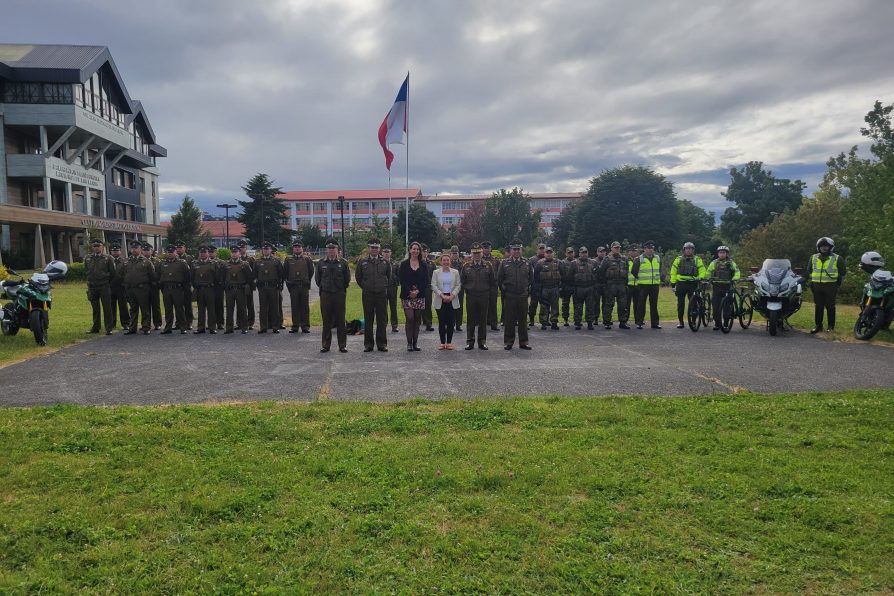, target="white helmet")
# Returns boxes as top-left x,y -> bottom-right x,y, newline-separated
43,260 -> 68,280
816,237 -> 834,251
860,251 -> 884,273
683,242 -> 695,250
